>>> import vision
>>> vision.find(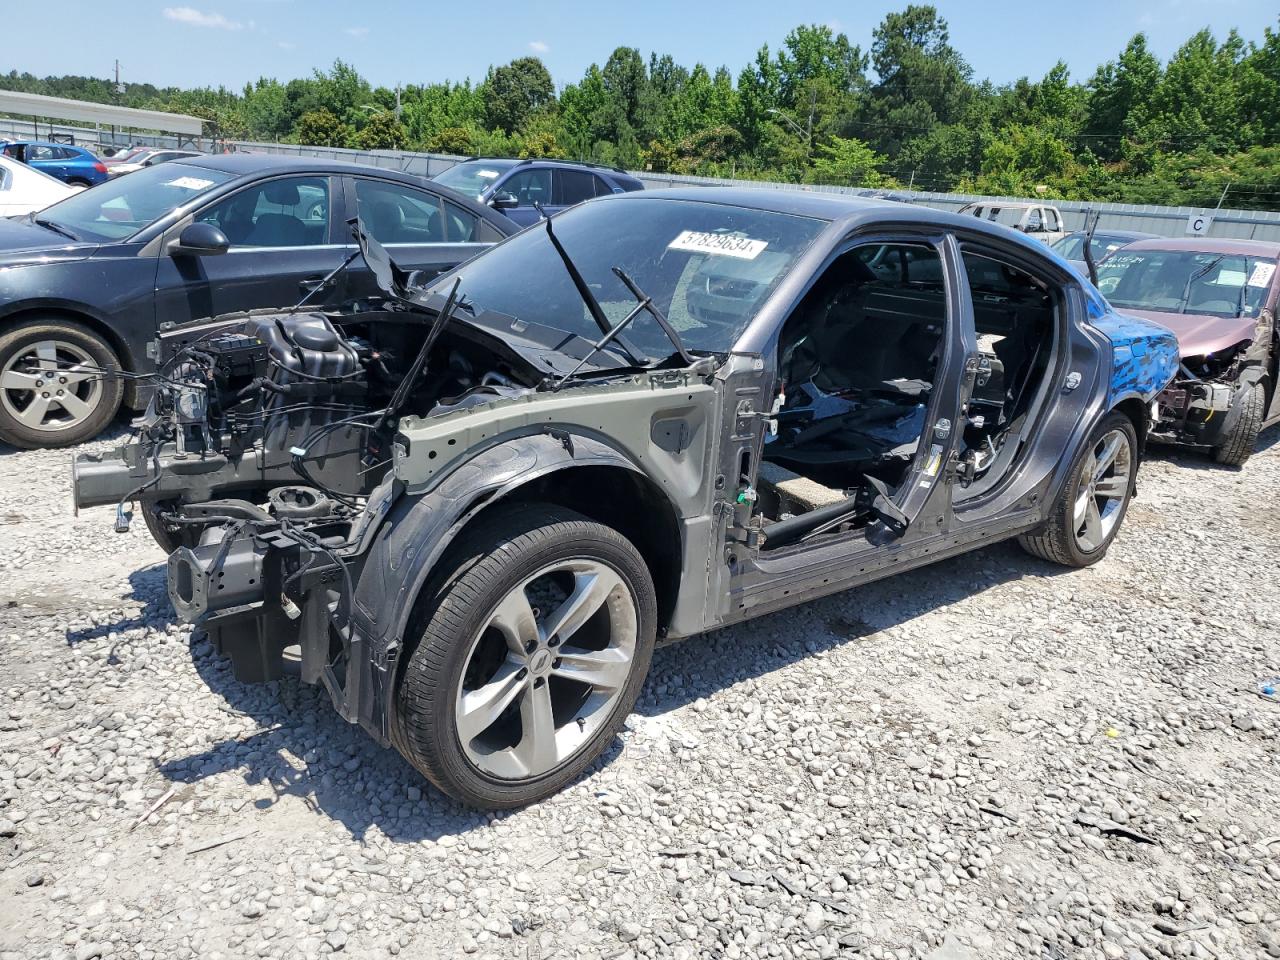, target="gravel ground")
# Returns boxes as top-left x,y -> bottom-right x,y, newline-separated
1,425 -> 1278,960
